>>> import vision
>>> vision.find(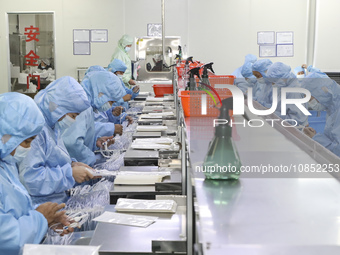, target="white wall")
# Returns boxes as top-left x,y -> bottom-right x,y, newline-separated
0,0 -> 338,93
0,0 -> 125,93
314,0 -> 340,72
188,0 -> 309,75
